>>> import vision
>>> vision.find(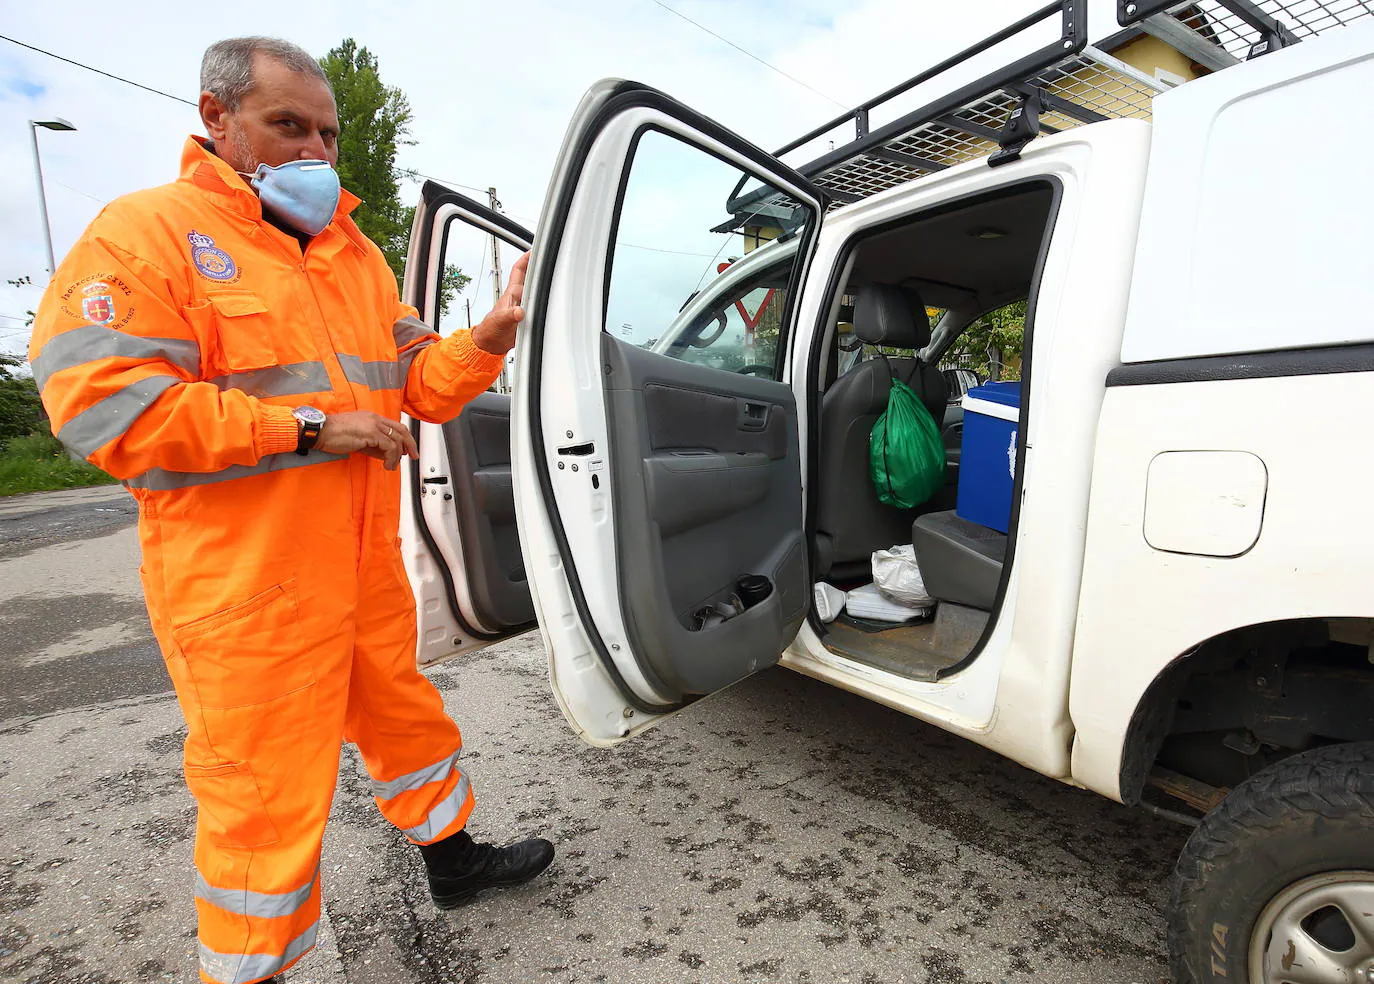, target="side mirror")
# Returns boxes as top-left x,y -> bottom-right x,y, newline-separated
942,367 -> 980,400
